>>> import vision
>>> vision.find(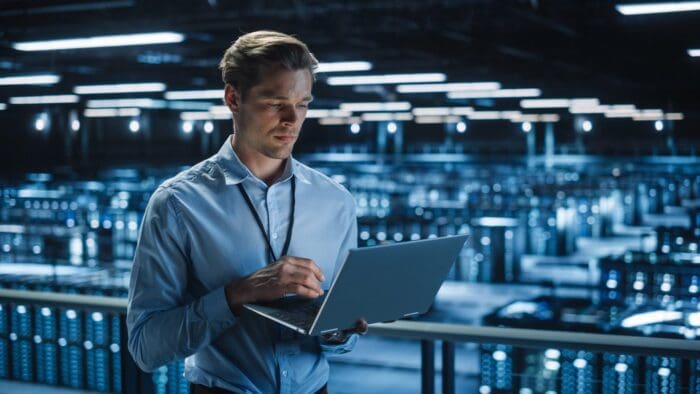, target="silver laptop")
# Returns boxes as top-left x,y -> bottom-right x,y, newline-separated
243,234 -> 469,336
